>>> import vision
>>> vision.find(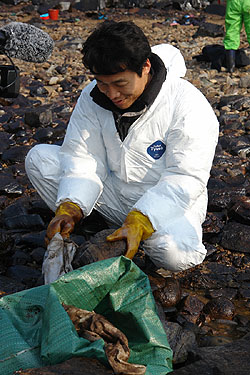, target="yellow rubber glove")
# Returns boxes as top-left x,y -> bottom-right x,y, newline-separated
106,210 -> 154,260
46,202 -> 83,245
